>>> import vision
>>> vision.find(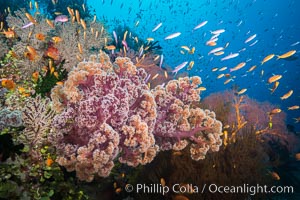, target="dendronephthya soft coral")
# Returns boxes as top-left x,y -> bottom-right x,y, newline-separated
50,52 -> 222,181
